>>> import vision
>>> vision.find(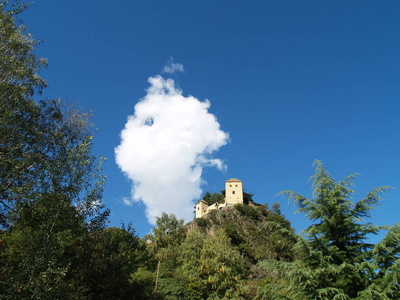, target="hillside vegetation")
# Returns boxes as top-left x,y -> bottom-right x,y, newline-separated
139,202 -> 296,300
189,202 -> 295,264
